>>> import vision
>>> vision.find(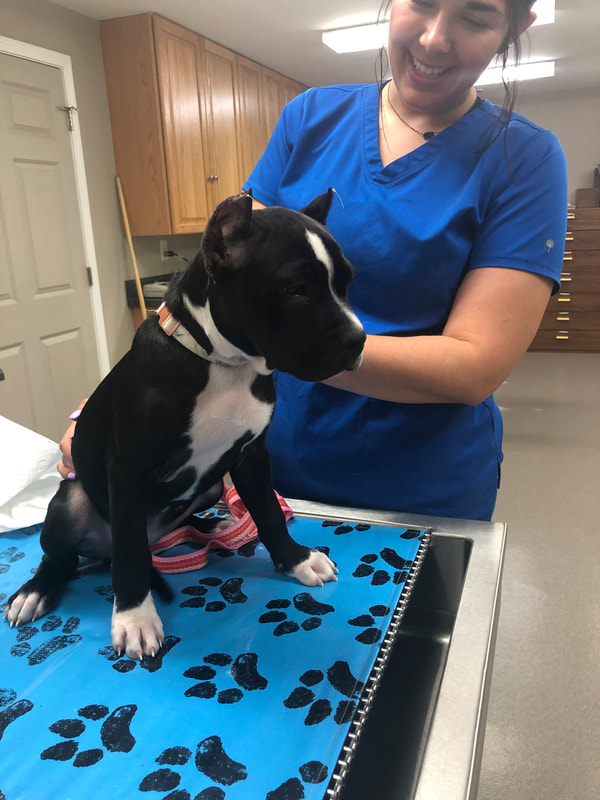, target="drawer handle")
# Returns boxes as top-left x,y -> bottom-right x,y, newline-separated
567,212 -> 575,220
557,295 -> 571,302
555,333 -> 569,340
556,315 -> 570,321
560,273 -> 572,281
563,255 -> 573,262
565,236 -> 574,241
